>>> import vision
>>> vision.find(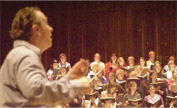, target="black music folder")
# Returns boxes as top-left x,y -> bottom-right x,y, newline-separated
116,80 -> 126,94
128,98 -> 142,105
144,98 -> 162,107
127,77 -> 140,85
85,92 -> 99,100
100,97 -> 115,103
